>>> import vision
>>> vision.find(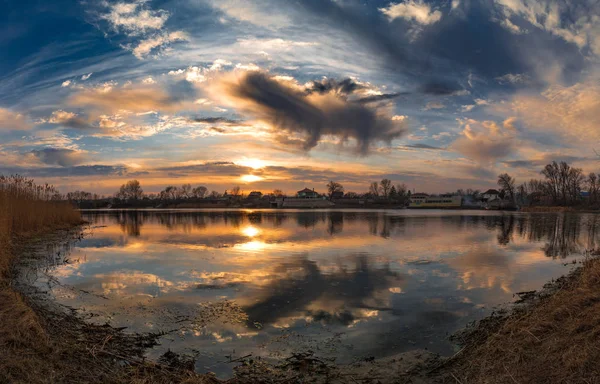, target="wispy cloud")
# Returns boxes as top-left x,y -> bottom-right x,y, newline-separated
379,0 -> 442,25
